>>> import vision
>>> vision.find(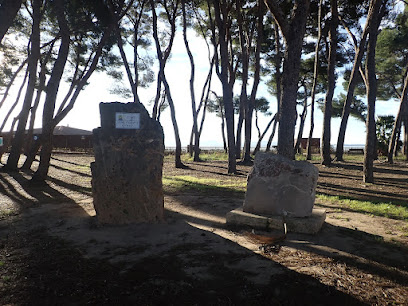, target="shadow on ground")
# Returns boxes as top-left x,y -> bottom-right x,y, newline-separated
0,154 -> 407,304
